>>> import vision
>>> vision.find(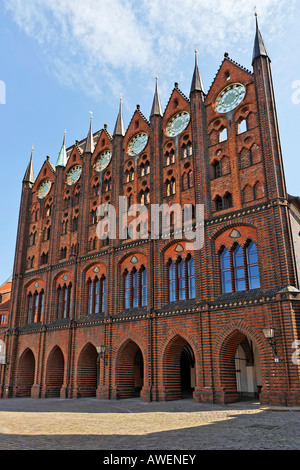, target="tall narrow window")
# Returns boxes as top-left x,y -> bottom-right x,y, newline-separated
178,258 -> 186,300
57,286 -> 63,318
33,292 -> 39,323
94,277 -> 100,314
219,127 -> 228,142
124,271 -> 130,309
169,261 -> 176,302
233,244 -> 246,292
187,256 -> 196,299
68,284 -> 72,317
220,248 -> 232,293
246,241 -> 260,289
88,279 -> 93,315
238,118 -> 247,134
38,290 -> 44,322
141,268 -> 147,306
63,286 -> 68,318
101,276 -> 106,313
214,161 -> 222,178
27,293 -> 33,323
132,270 -> 139,308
